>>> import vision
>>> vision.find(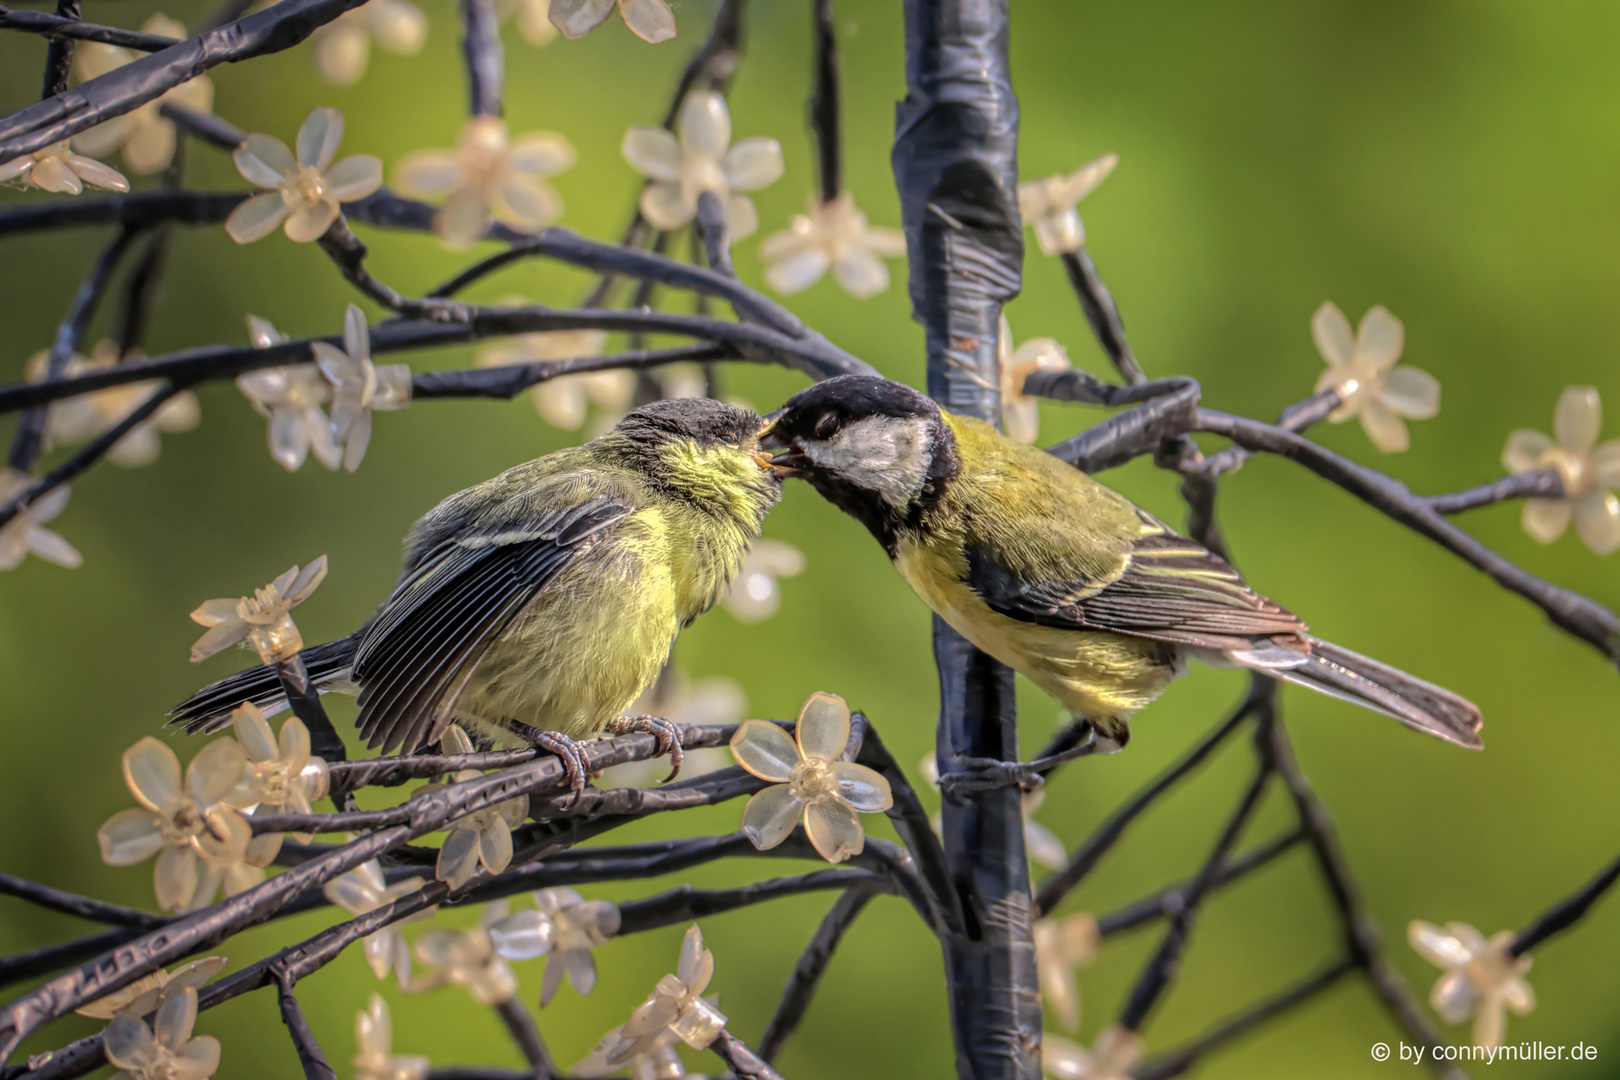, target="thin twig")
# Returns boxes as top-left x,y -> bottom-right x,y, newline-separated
759,886 -> 876,1063
1511,848 -> 1620,956
8,227 -> 140,472
1034,688 -> 1259,916
0,7 -> 178,51
1060,248 -> 1144,385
